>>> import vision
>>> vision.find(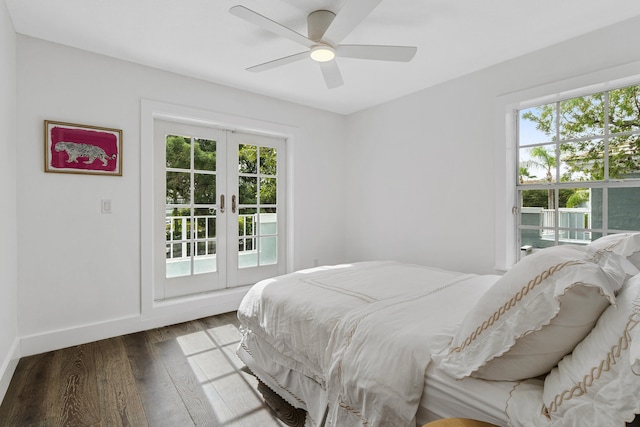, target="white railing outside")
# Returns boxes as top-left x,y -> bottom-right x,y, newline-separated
540,208 -> 591,242
165,213 -> 275,260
